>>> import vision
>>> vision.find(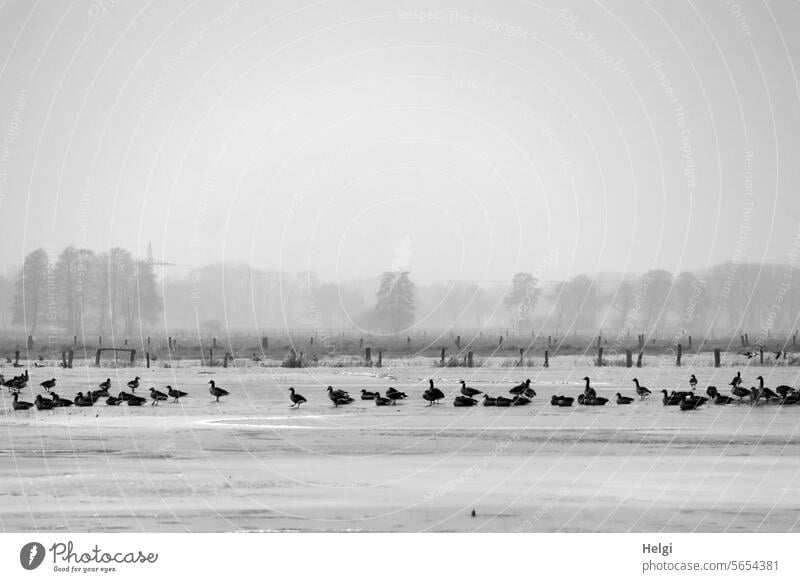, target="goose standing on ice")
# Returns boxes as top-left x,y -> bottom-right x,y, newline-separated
689,375 -> 698,390
127,377 -> 140,392
208,380 -> 229,402
99,378 -> 112,390
633,378 -> 651,400
167,386 -> 188,402
288,387 -> 307,408
509,379 -> 530,395
40,378 -> 57,392
150,387 -> 168,405
730,372 -> 742,389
